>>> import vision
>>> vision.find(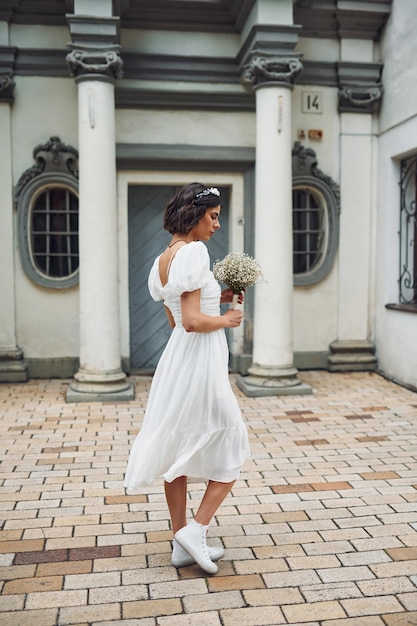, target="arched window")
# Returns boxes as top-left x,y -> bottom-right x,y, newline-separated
16,137 -> 79,289
292,142 -> 340,286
